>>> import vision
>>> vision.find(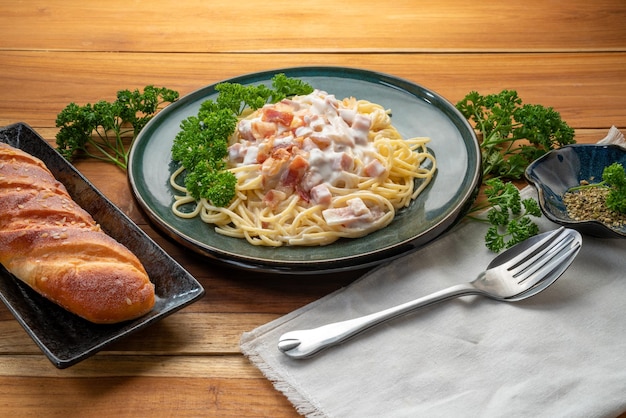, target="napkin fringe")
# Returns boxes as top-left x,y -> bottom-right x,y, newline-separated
240,334 -> 326,418
598,125 -> 625,146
